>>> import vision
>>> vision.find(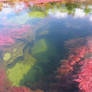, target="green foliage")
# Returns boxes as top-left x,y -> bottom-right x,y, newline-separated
65,3 -> 80,14
85,8 -> 91,14
29,11 -> 46,18
66,3 -> 79,10
3,52 -> 11,61
31,38 -> 57,63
